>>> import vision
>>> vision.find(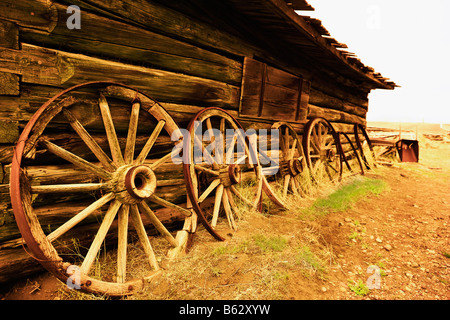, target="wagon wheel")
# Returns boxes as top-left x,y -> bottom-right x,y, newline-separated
354,124 -> 377,169
337,132 -> 365,176
183,107 -> 263,241
261,122 -> 312,202
302,118 -> 342,183
10,81 -> 191,296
